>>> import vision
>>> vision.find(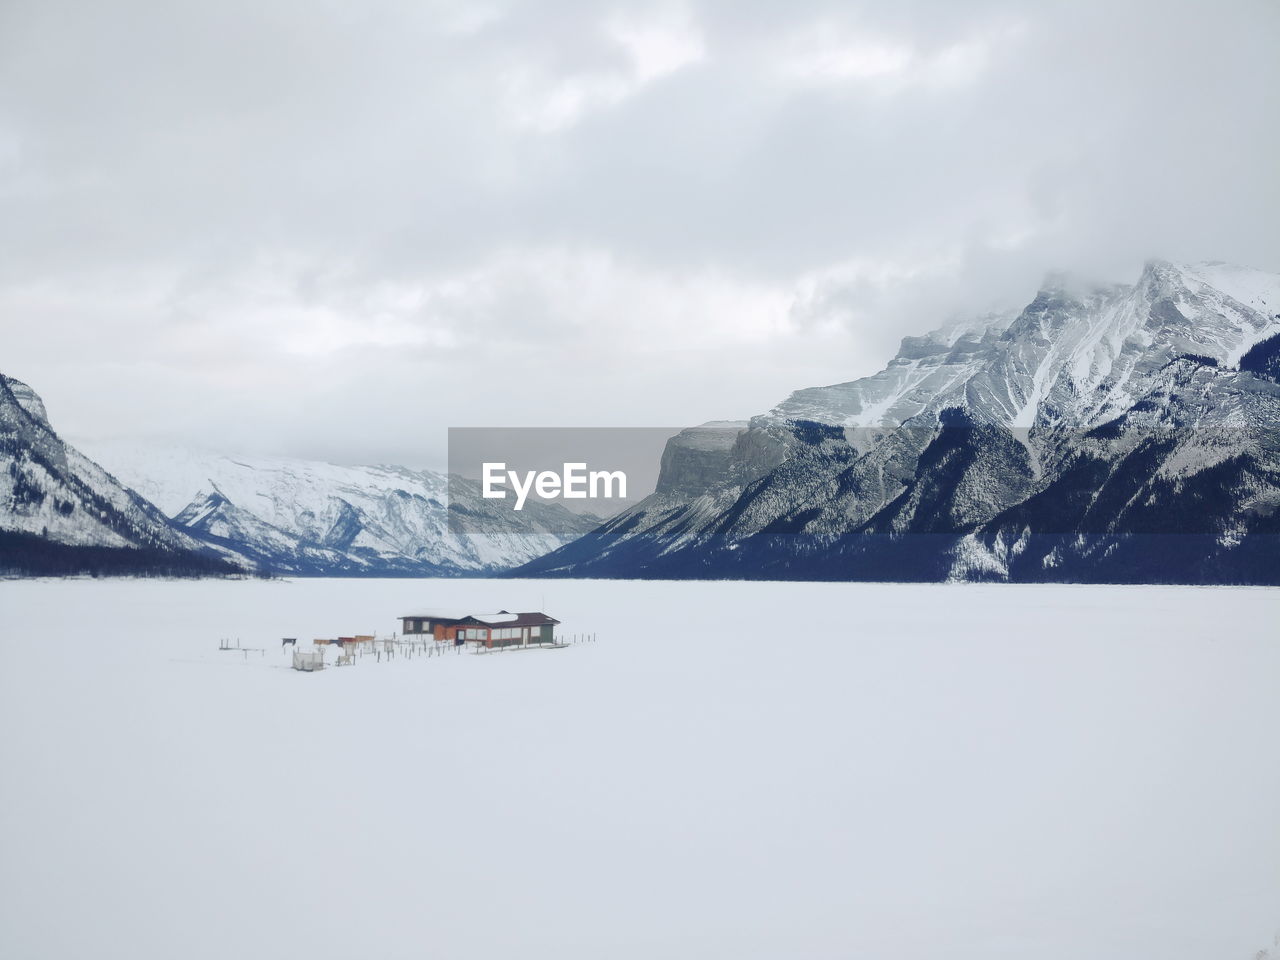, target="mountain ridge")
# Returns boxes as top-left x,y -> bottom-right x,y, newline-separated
78,441 -> 601,576
1,374 -> 599,578
516,259 -> 1280,584
0,374 -> 245,577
